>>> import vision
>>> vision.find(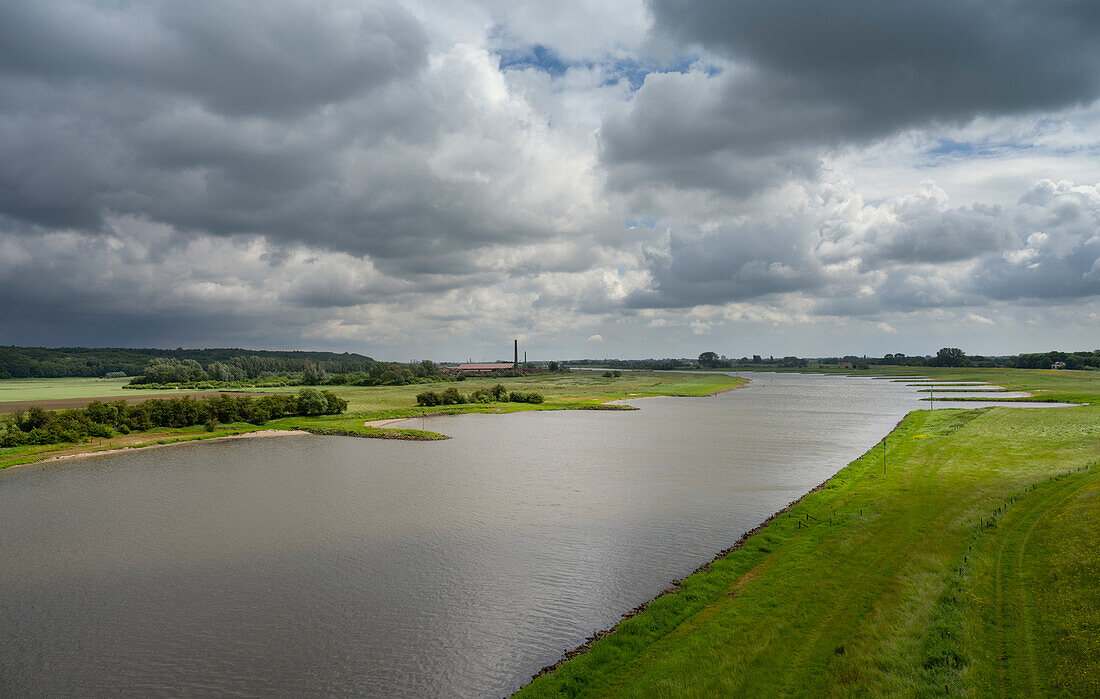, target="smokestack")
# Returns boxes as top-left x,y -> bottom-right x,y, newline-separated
514,339 -> 518,367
